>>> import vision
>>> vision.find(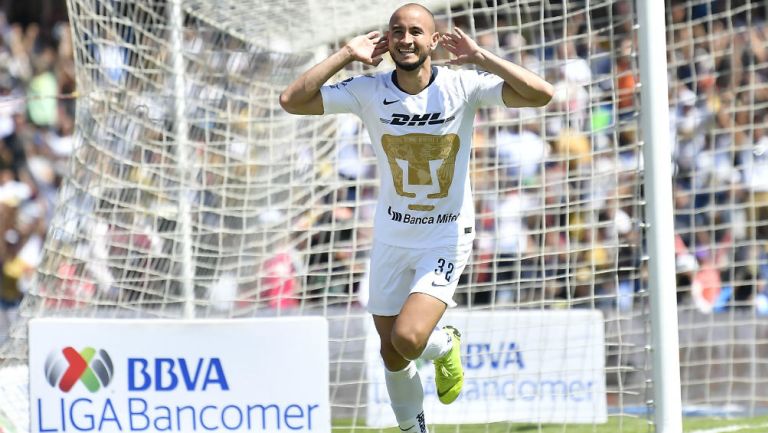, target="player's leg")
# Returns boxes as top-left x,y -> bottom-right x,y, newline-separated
405,242 -> 472,404
391,293 -> 448,359
374,294 -> 448,433
396,292 -> 463,406
373,315 -> 408,370
373,315 -> 427,433
368,242 -> 428,433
